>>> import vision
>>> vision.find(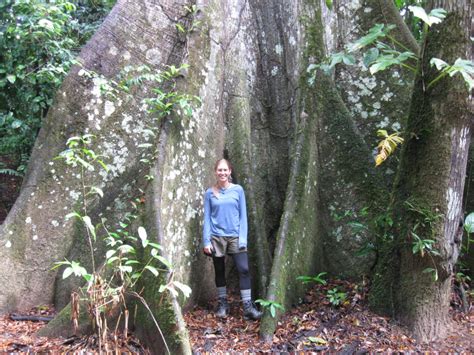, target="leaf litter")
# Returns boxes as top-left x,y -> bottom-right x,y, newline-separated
0,305 -> 149,353
0,280 -> 472,353
184,279 -> 474,353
